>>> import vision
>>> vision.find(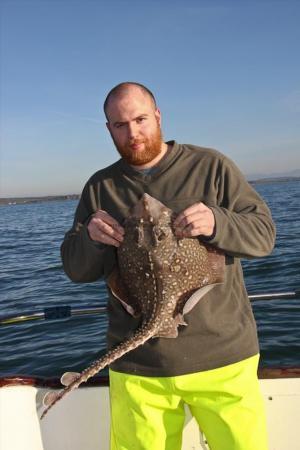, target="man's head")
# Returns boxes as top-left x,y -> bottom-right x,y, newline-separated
104,82 -> 166,167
